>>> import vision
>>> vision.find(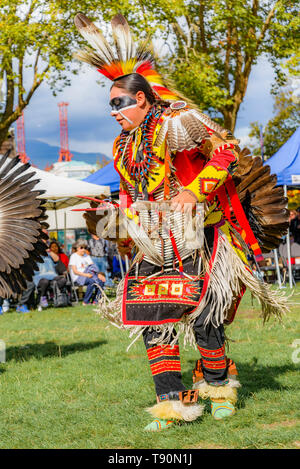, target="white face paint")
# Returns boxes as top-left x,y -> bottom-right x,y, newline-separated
111,108 -> 134,124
